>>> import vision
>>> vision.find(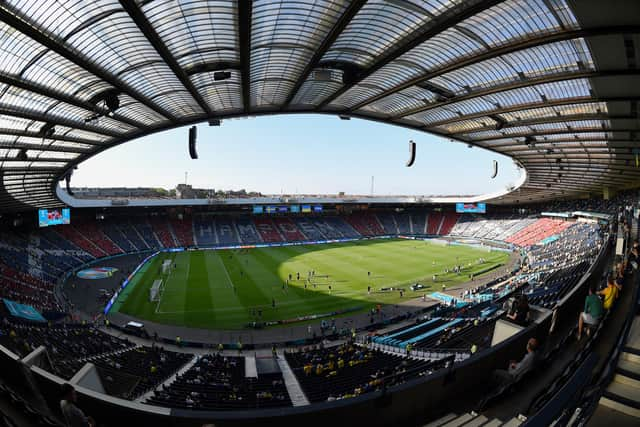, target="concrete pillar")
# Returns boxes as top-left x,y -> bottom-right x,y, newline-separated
603,187 -> 616,200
